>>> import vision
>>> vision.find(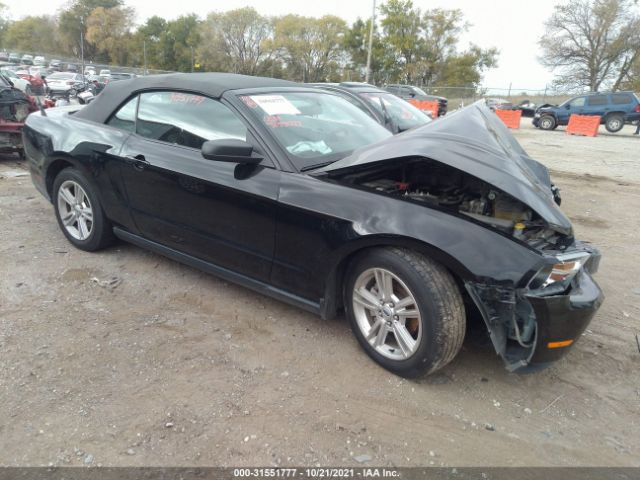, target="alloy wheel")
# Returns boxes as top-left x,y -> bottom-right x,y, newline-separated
57,180 -> 94,241
352,268 -> 422,361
